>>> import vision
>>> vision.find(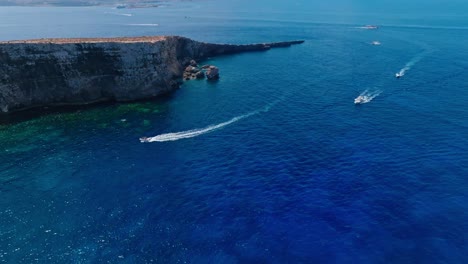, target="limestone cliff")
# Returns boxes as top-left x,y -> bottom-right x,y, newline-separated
0,36 -> 303,112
